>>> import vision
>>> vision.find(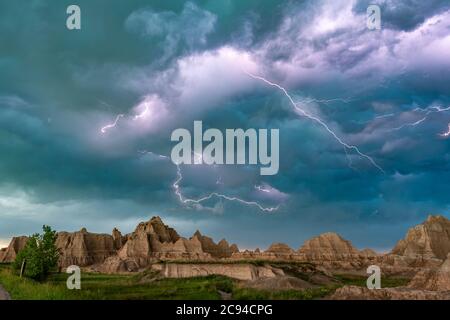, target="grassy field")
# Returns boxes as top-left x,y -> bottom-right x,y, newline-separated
0,264 -> 228,300
0,263 -> 409,300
